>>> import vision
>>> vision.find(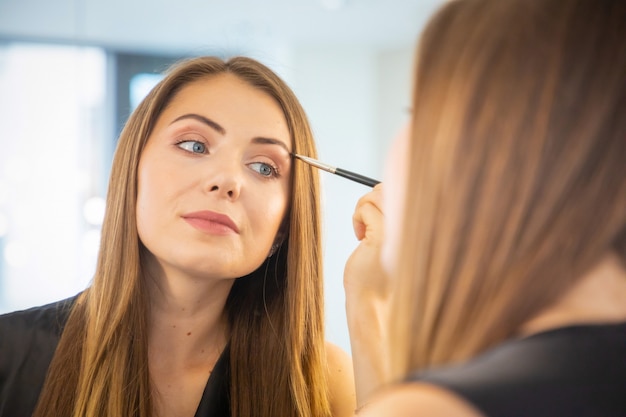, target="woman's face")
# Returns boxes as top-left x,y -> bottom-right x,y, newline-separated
136,73 -> 292,281
381,123 -> 410,275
